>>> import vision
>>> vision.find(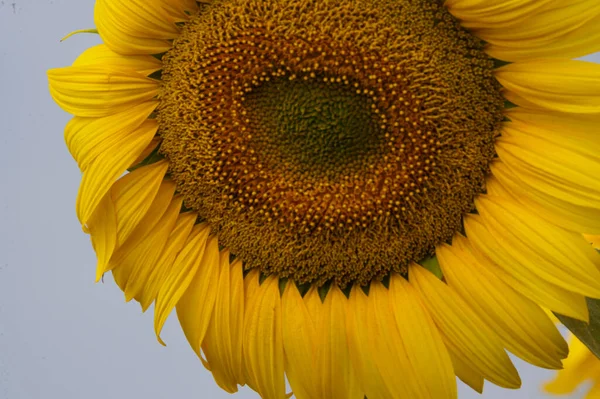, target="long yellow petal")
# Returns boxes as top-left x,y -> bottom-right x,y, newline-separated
281,284 -> 319,399
464,214 -> 589,320
139,211 -> 197,311
346,286 -> 393,399
73,44 -> 161,75
315,287 -> 363,399
243,275 -> 287,399
202,257 -> 245,393
410,264 -> 521,389
104,180 -> 176,282
474,195 -> 600,298
48,66 -> 159,118
64,101 -> 158,172
496,60 -> 600,114
110,161 -> 169,245
176,235 -> 221,355
444,0 -> 553,29
486,14 -> 600,61
545,335 -> 598,394
76,120 -> 158,226
388,275 -> 457,399
154,223 -> 211,345
438,236 -> 567,369
472,2 -> 600,61
496,125 -> 600,208
117,196 -> 182,302
87,192 -> 117,280
94,0 -> 182,55
491,161 -> 600,234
